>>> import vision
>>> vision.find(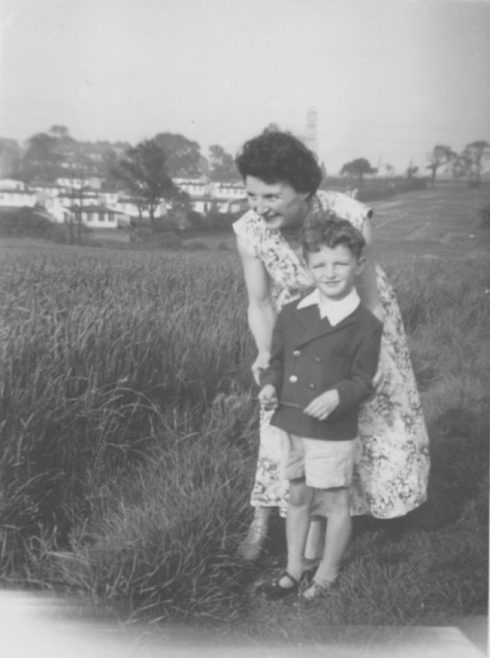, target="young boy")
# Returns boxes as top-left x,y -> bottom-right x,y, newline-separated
258,215 -> 383,601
